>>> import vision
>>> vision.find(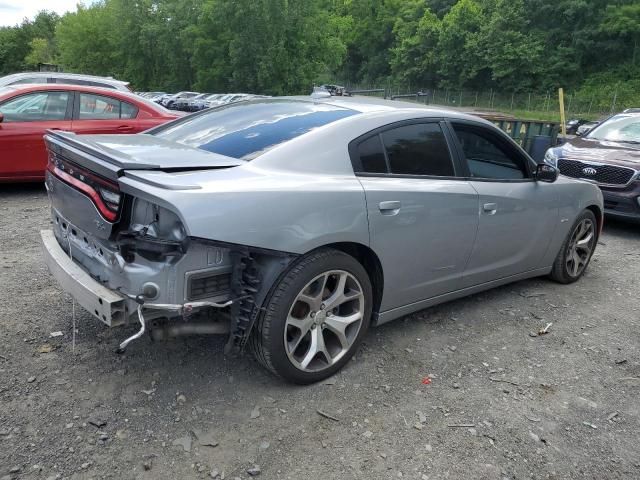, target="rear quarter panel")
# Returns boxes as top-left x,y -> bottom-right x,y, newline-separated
119,164 -> 370,255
